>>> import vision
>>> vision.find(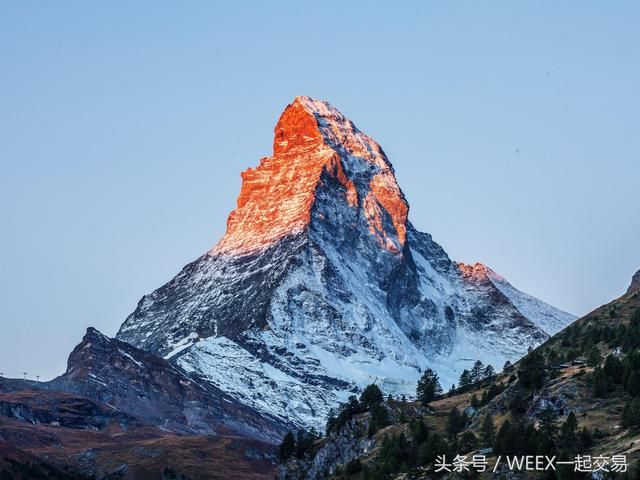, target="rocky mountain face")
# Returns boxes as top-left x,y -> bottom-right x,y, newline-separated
0,329 -> 284,478
629,269 -> 640,294
47,327 -> 287,442
116,96 -> 575,431
281,417 -> 376,480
